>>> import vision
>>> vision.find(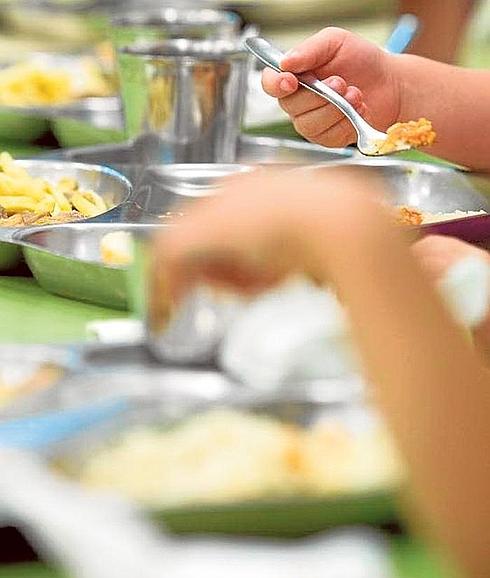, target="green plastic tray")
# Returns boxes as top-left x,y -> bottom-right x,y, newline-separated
152,490 -> 397,537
